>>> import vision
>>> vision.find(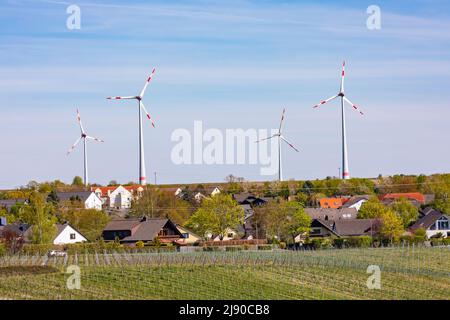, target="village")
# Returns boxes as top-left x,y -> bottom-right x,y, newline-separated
1,174 -> 449,255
